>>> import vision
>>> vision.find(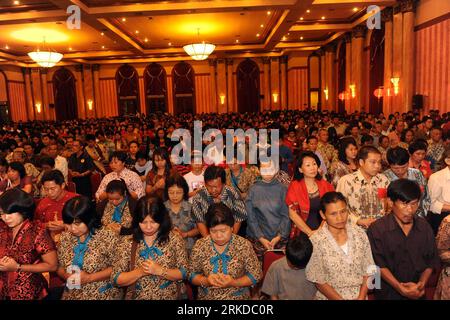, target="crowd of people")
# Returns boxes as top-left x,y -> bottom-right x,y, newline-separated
0,108 -> 449,300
